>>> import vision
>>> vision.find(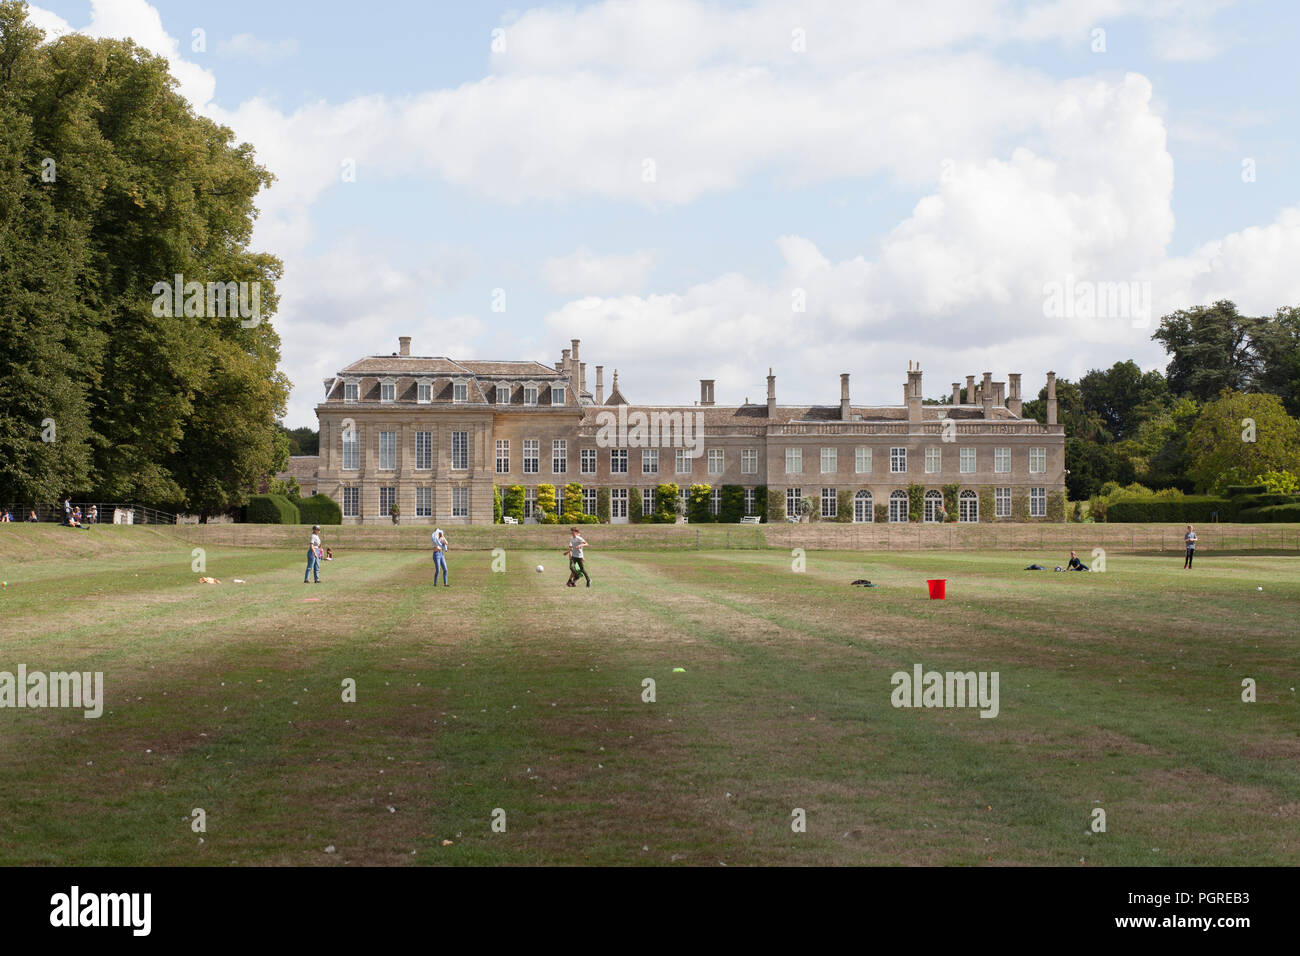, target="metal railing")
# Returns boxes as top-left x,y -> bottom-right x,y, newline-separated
2,502 -> 177,525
